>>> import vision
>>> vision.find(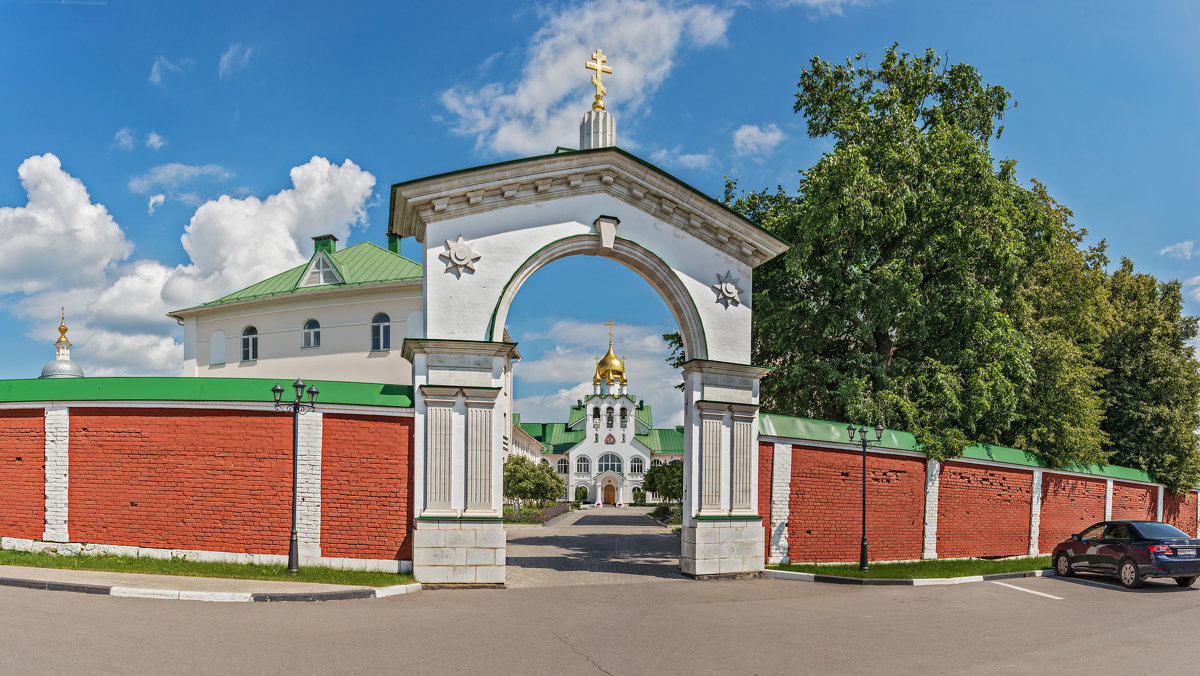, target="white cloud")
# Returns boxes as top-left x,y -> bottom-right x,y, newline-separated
650,146 -> 715,170
219,43 -> 253,79
3,154 -> 375,376
1160,240 -> 1195,260
145,131 -> 166,150
512,319 -> 684,427
733,123 -> 785,156
1186,275 -> 1200,303
773,0 -> 874,16
439,0 -> 731,156
147,194 -> 165,215
148,55 -> 183,85
128,163 -> 232,194
0,154 -> 132,295
113,127 -> 134,150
